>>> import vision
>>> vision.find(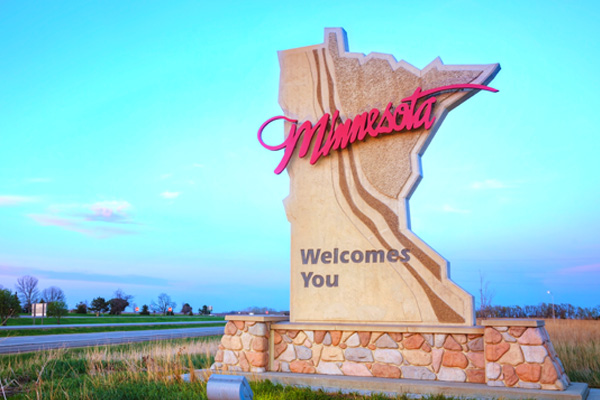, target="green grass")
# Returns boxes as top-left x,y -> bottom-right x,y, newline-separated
3,314 -> 224,326
0,339 -> 479,400
1,322 -> 225,337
